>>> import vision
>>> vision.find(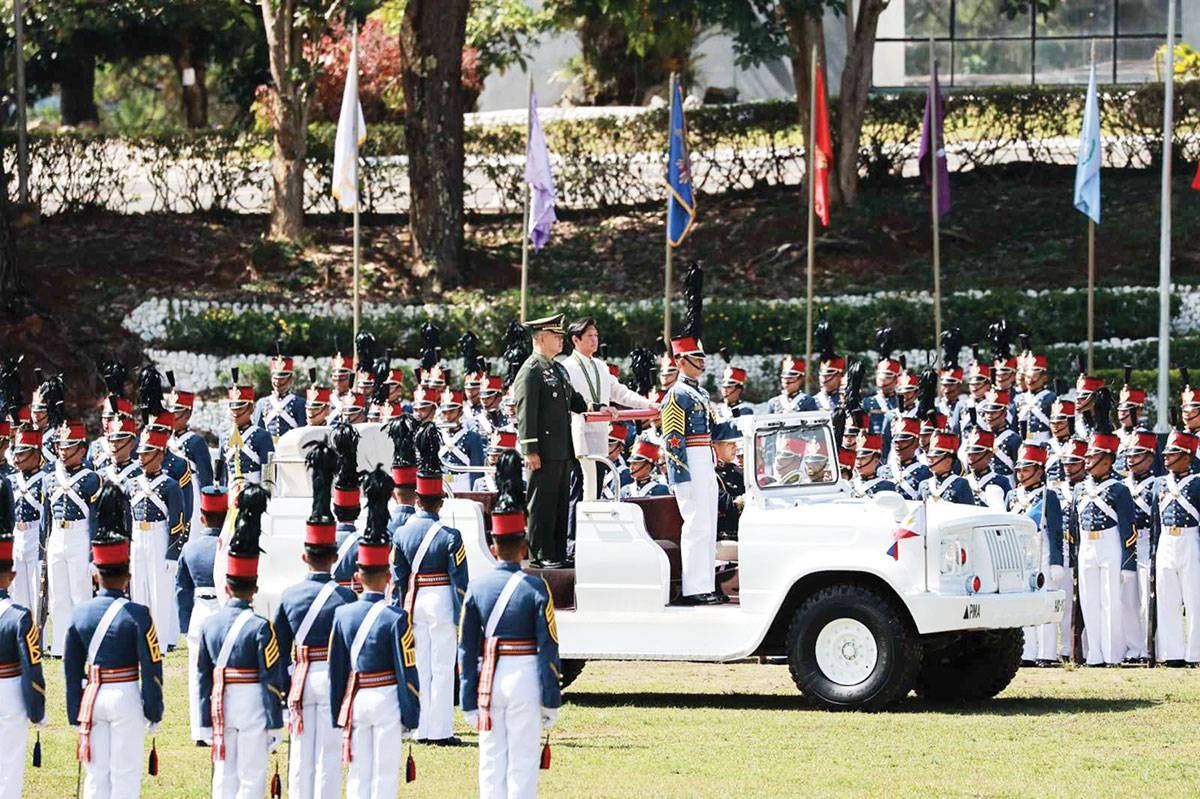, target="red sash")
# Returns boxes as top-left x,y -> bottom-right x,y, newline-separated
210,667 -> 259,762
477,639 -> 537,732
336,670 -> 396,762
287,646 -> 328,735
76,665 -> 138,762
